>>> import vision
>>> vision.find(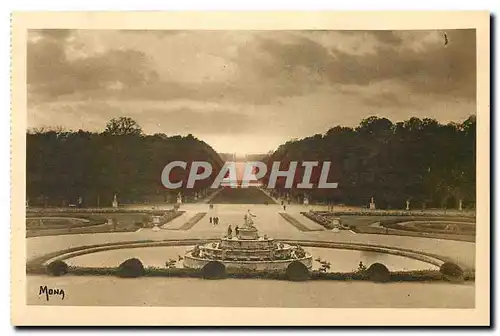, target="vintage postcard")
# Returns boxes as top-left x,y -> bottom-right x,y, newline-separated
11,11 -> 490,326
